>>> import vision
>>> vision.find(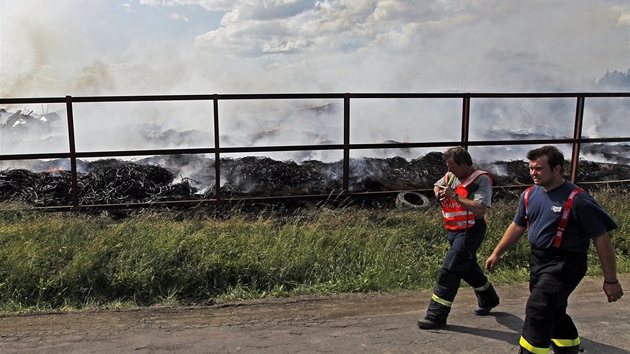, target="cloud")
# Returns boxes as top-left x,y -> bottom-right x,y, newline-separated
1,0 -> 629,97
170,13 -> 190,21
189,0 -> 629,92
1,0 -> 629,167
